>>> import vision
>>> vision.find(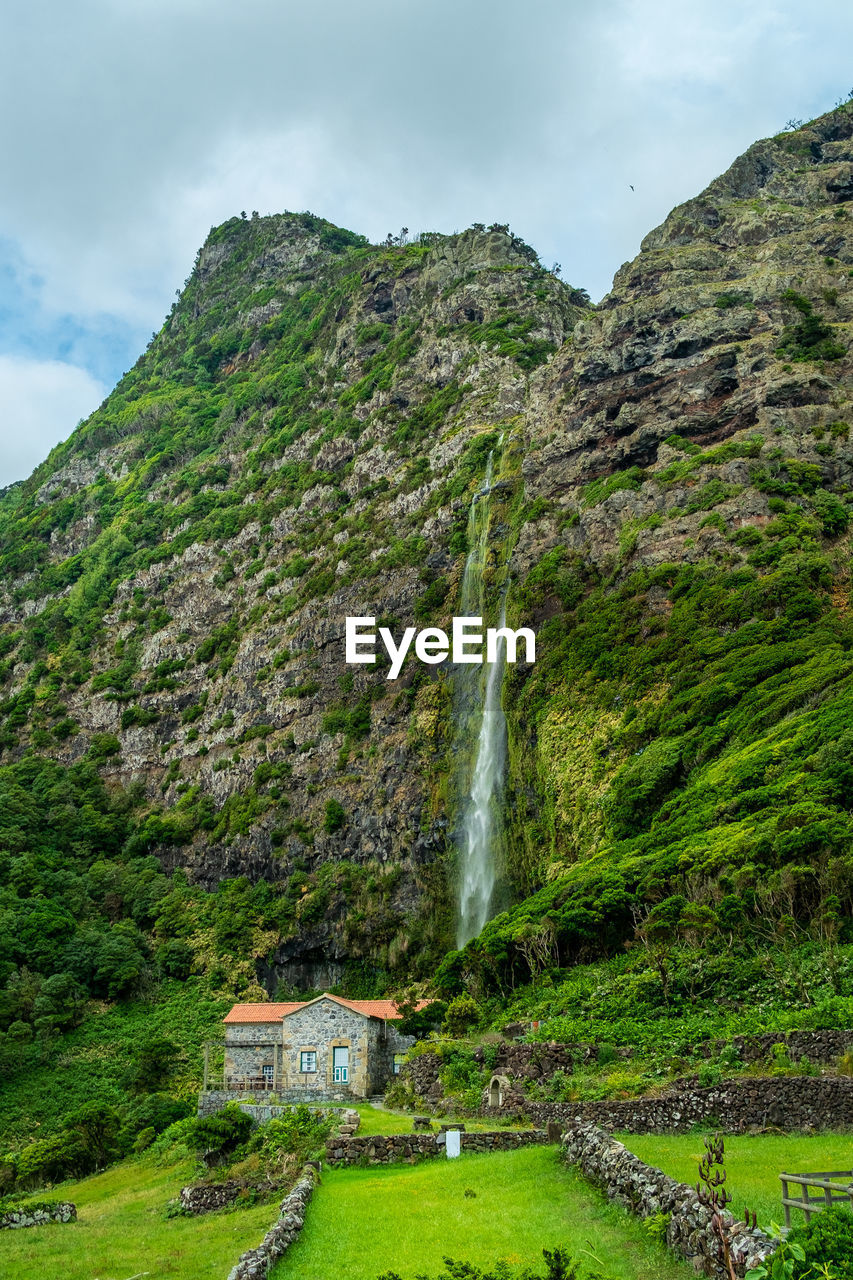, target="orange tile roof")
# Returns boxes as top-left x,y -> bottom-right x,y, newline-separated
223,994 -> 429,1024
223,1002 -> 303,1024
